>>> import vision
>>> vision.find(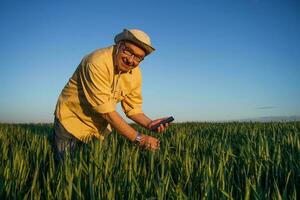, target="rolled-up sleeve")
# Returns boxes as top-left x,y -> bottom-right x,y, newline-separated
121,76 -> 143,117
79,62 -> 115,114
